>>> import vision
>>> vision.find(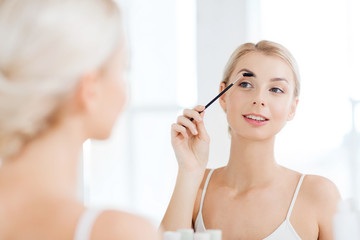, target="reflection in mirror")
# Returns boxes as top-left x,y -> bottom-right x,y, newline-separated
81,0 -> 360,232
